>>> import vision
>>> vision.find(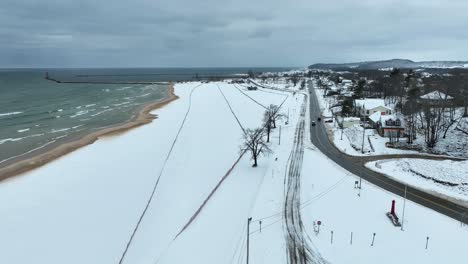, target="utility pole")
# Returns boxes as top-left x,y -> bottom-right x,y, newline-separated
361,124 -> 366,153
341,124 -> 344,140
401,185 -> 407,231
358,179 -> 361,197
247,217 -> 252,264
279,125 -> 281,145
